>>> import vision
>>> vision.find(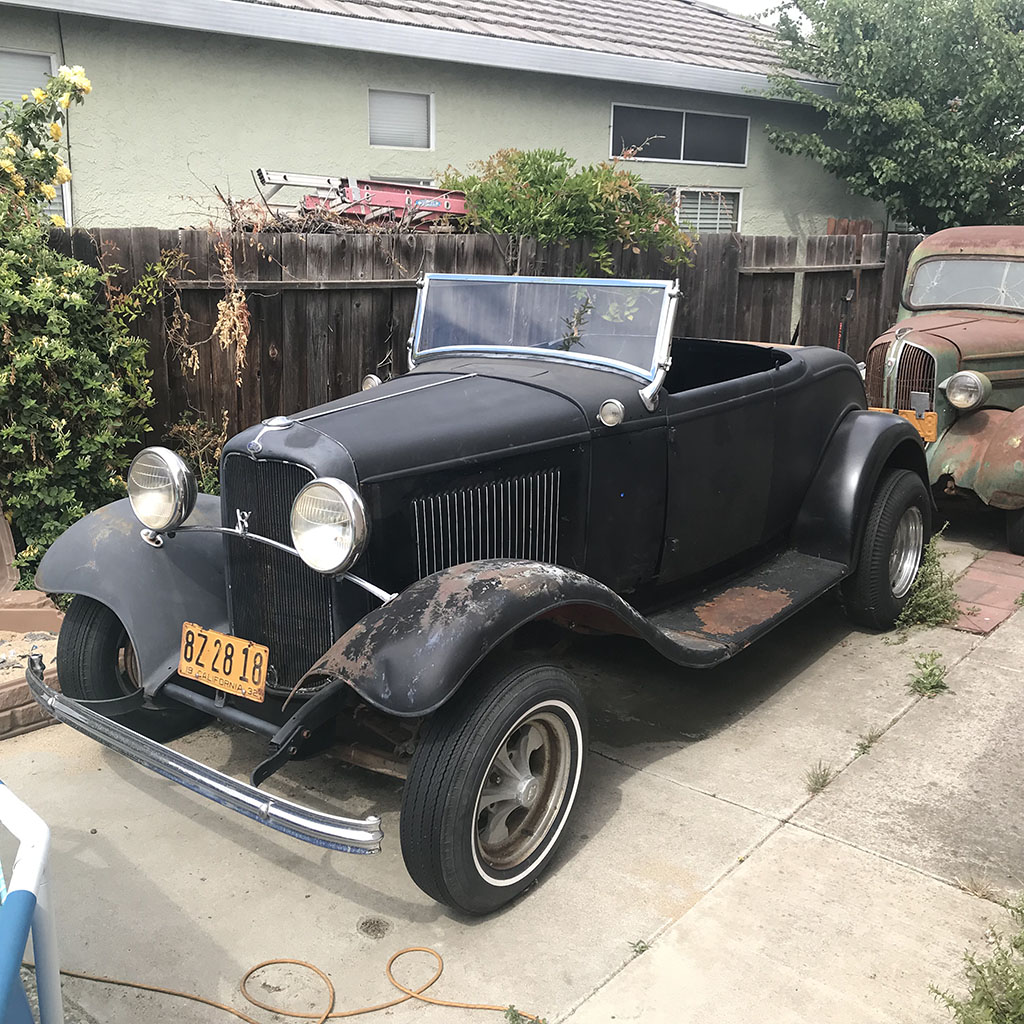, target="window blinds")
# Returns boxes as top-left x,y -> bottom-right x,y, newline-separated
369,89 -> 431,149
